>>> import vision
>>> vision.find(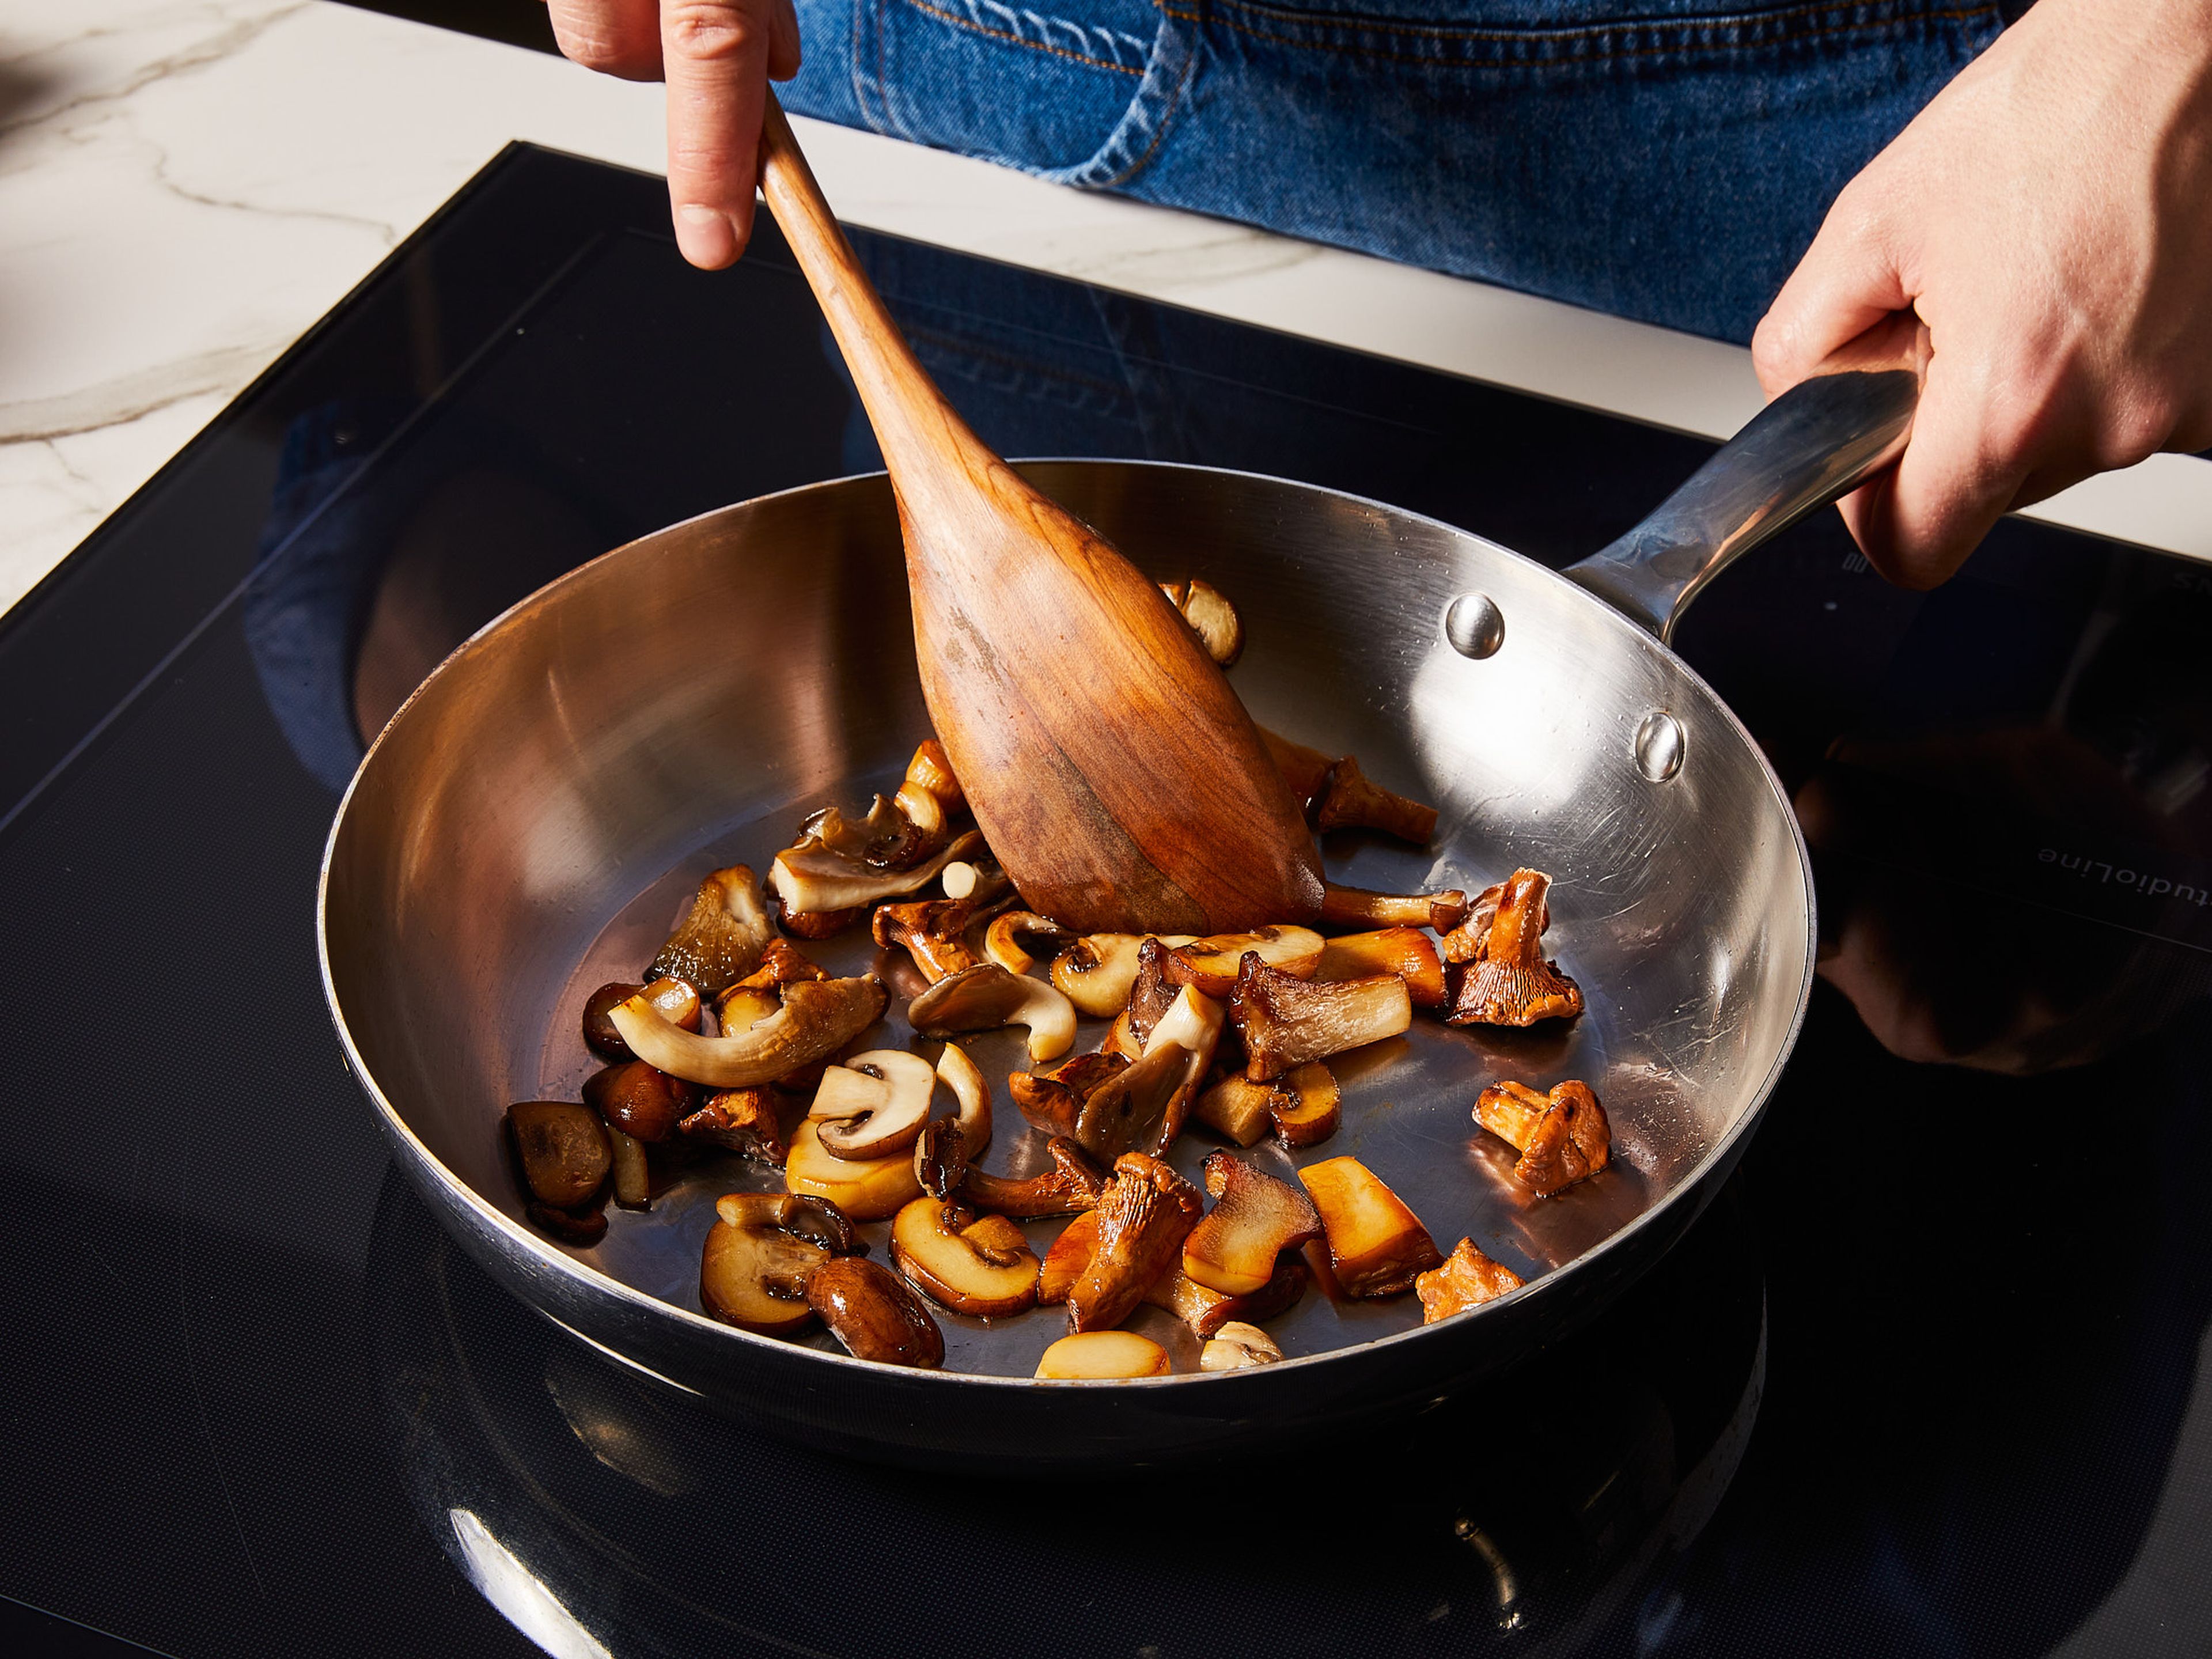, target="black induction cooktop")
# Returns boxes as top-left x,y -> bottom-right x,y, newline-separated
3,143 -> 2207,1659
